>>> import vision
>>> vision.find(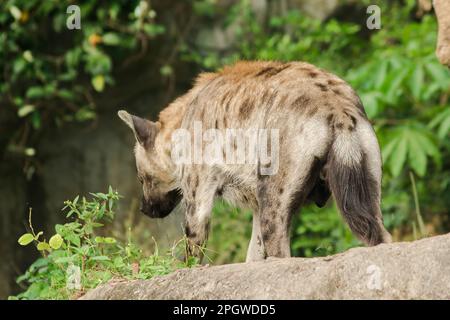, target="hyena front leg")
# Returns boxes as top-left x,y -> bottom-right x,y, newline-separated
182,172 -> 217,261
246,212 -> 265,262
